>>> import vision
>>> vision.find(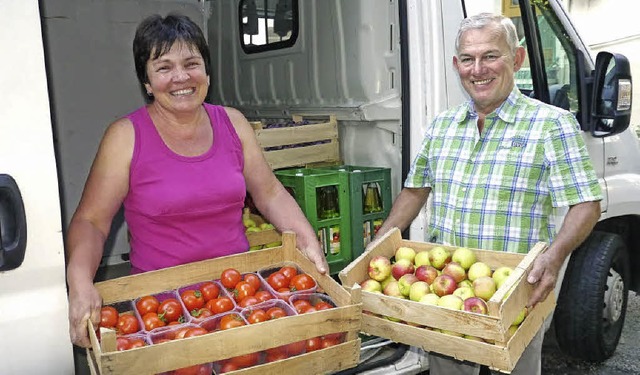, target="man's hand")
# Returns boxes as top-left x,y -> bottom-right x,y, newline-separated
526,251 -> 562,308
